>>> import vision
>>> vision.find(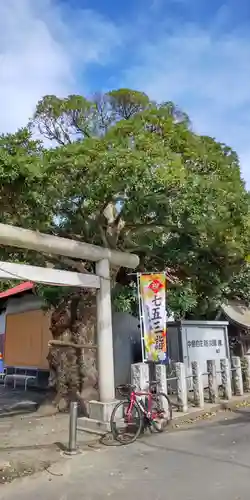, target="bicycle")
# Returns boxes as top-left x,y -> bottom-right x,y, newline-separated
110,380 -> 173,444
